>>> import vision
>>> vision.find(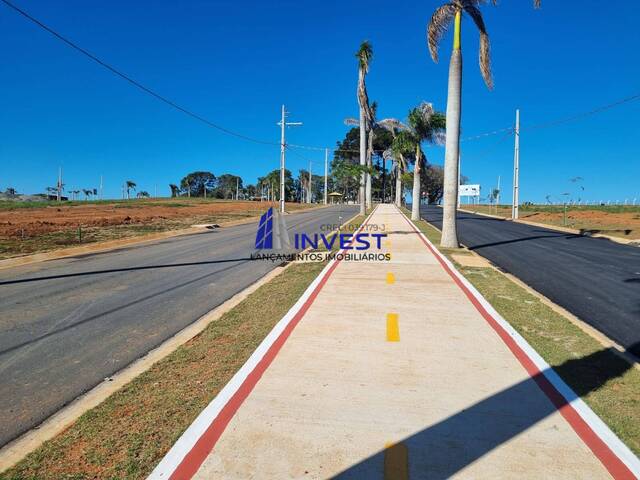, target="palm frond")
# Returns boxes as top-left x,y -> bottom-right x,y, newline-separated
344,117 -> 360,126
427,3 -> 457,62
464,4 -> 493,89
355,41 -> 373,73
378,118 -> 408,135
